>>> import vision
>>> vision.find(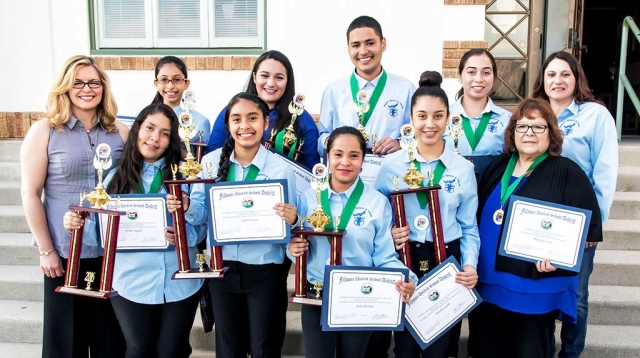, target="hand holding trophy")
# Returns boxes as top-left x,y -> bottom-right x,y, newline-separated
56,143 -> 124,299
